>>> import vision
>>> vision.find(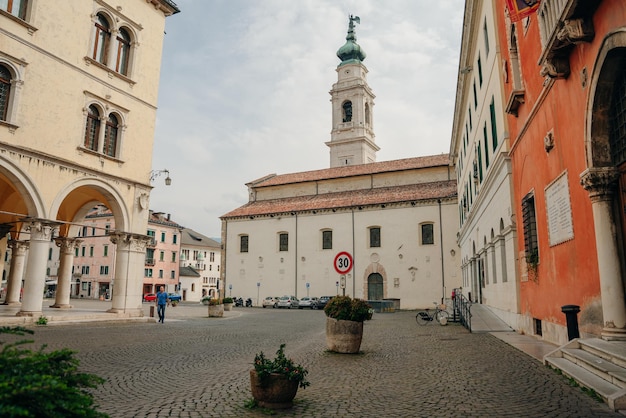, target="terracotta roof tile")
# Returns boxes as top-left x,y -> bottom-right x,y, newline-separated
249,154 -> 451,187
221,180 -> 457,218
